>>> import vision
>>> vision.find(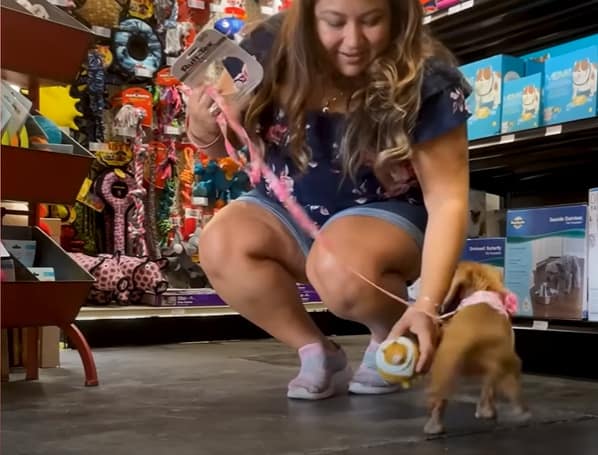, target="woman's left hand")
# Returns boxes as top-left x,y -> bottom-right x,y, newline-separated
386,305 -> 440,374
